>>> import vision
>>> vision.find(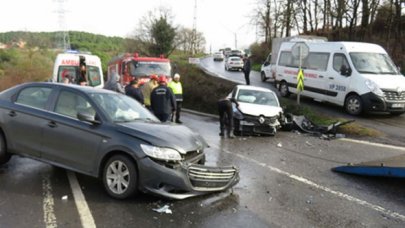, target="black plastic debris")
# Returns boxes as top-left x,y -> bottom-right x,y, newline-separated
282,114 -> 354,139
